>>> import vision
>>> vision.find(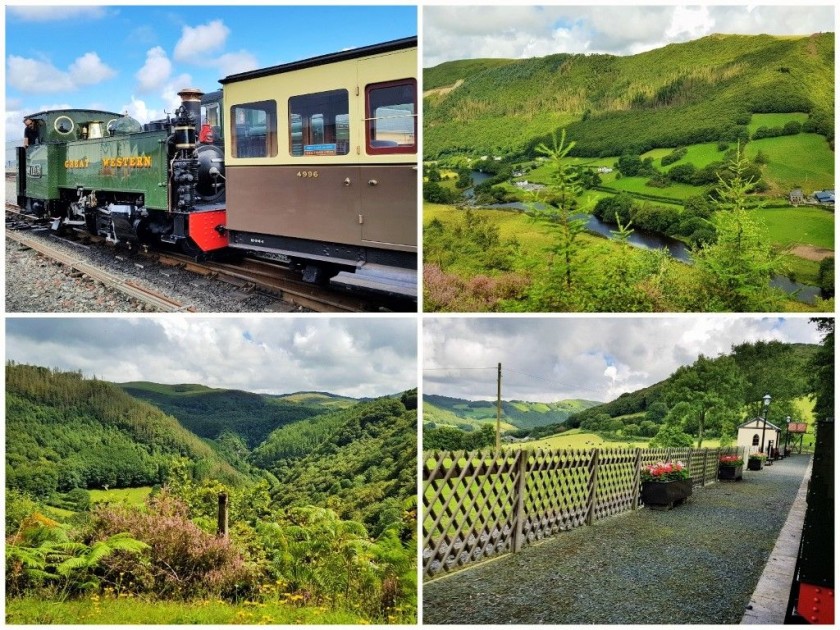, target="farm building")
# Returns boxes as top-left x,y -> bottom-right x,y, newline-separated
813,190 -> 835,205
789,188 -> 804,205
737,417 -> 782,457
